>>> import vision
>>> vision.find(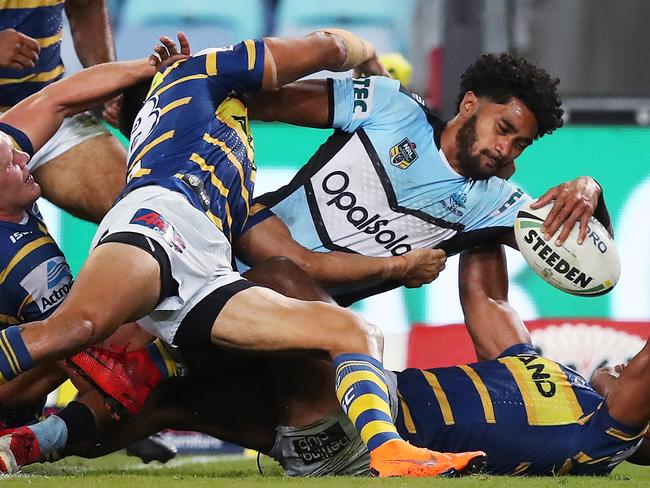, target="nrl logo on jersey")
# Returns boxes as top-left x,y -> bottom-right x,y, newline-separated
389,138 -> 418,169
